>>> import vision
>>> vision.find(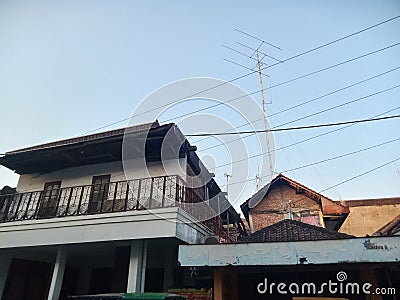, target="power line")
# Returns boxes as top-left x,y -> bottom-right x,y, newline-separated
208,105 -> 400,170
274,84 -> 400,128
160,44 -> 400,135
319,156 -> 400,193
185,115 -> 400,136
260,42 -> 400,84
278,137 -> 400,173
260,15 -> 400,68
191,66 -> 400,144
219,137 -> 400,187
196,84 -> 400,152
272,105 -> 400,152
77,16 -> 400,136
6,107 -> 400,195
3,16 -> 400,192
